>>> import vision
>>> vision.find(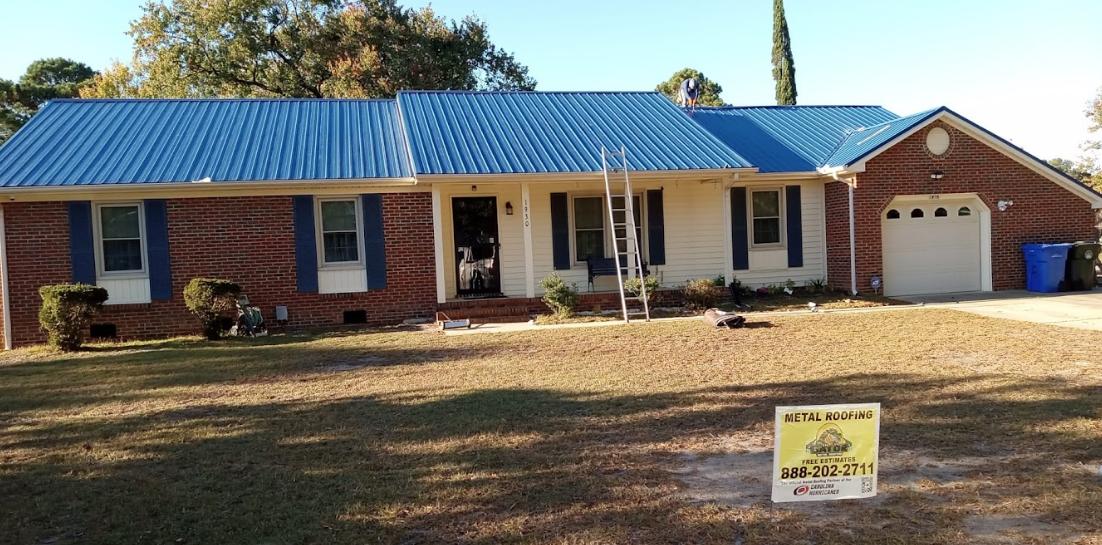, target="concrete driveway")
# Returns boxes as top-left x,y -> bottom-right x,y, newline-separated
901,290 -> 1102,331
